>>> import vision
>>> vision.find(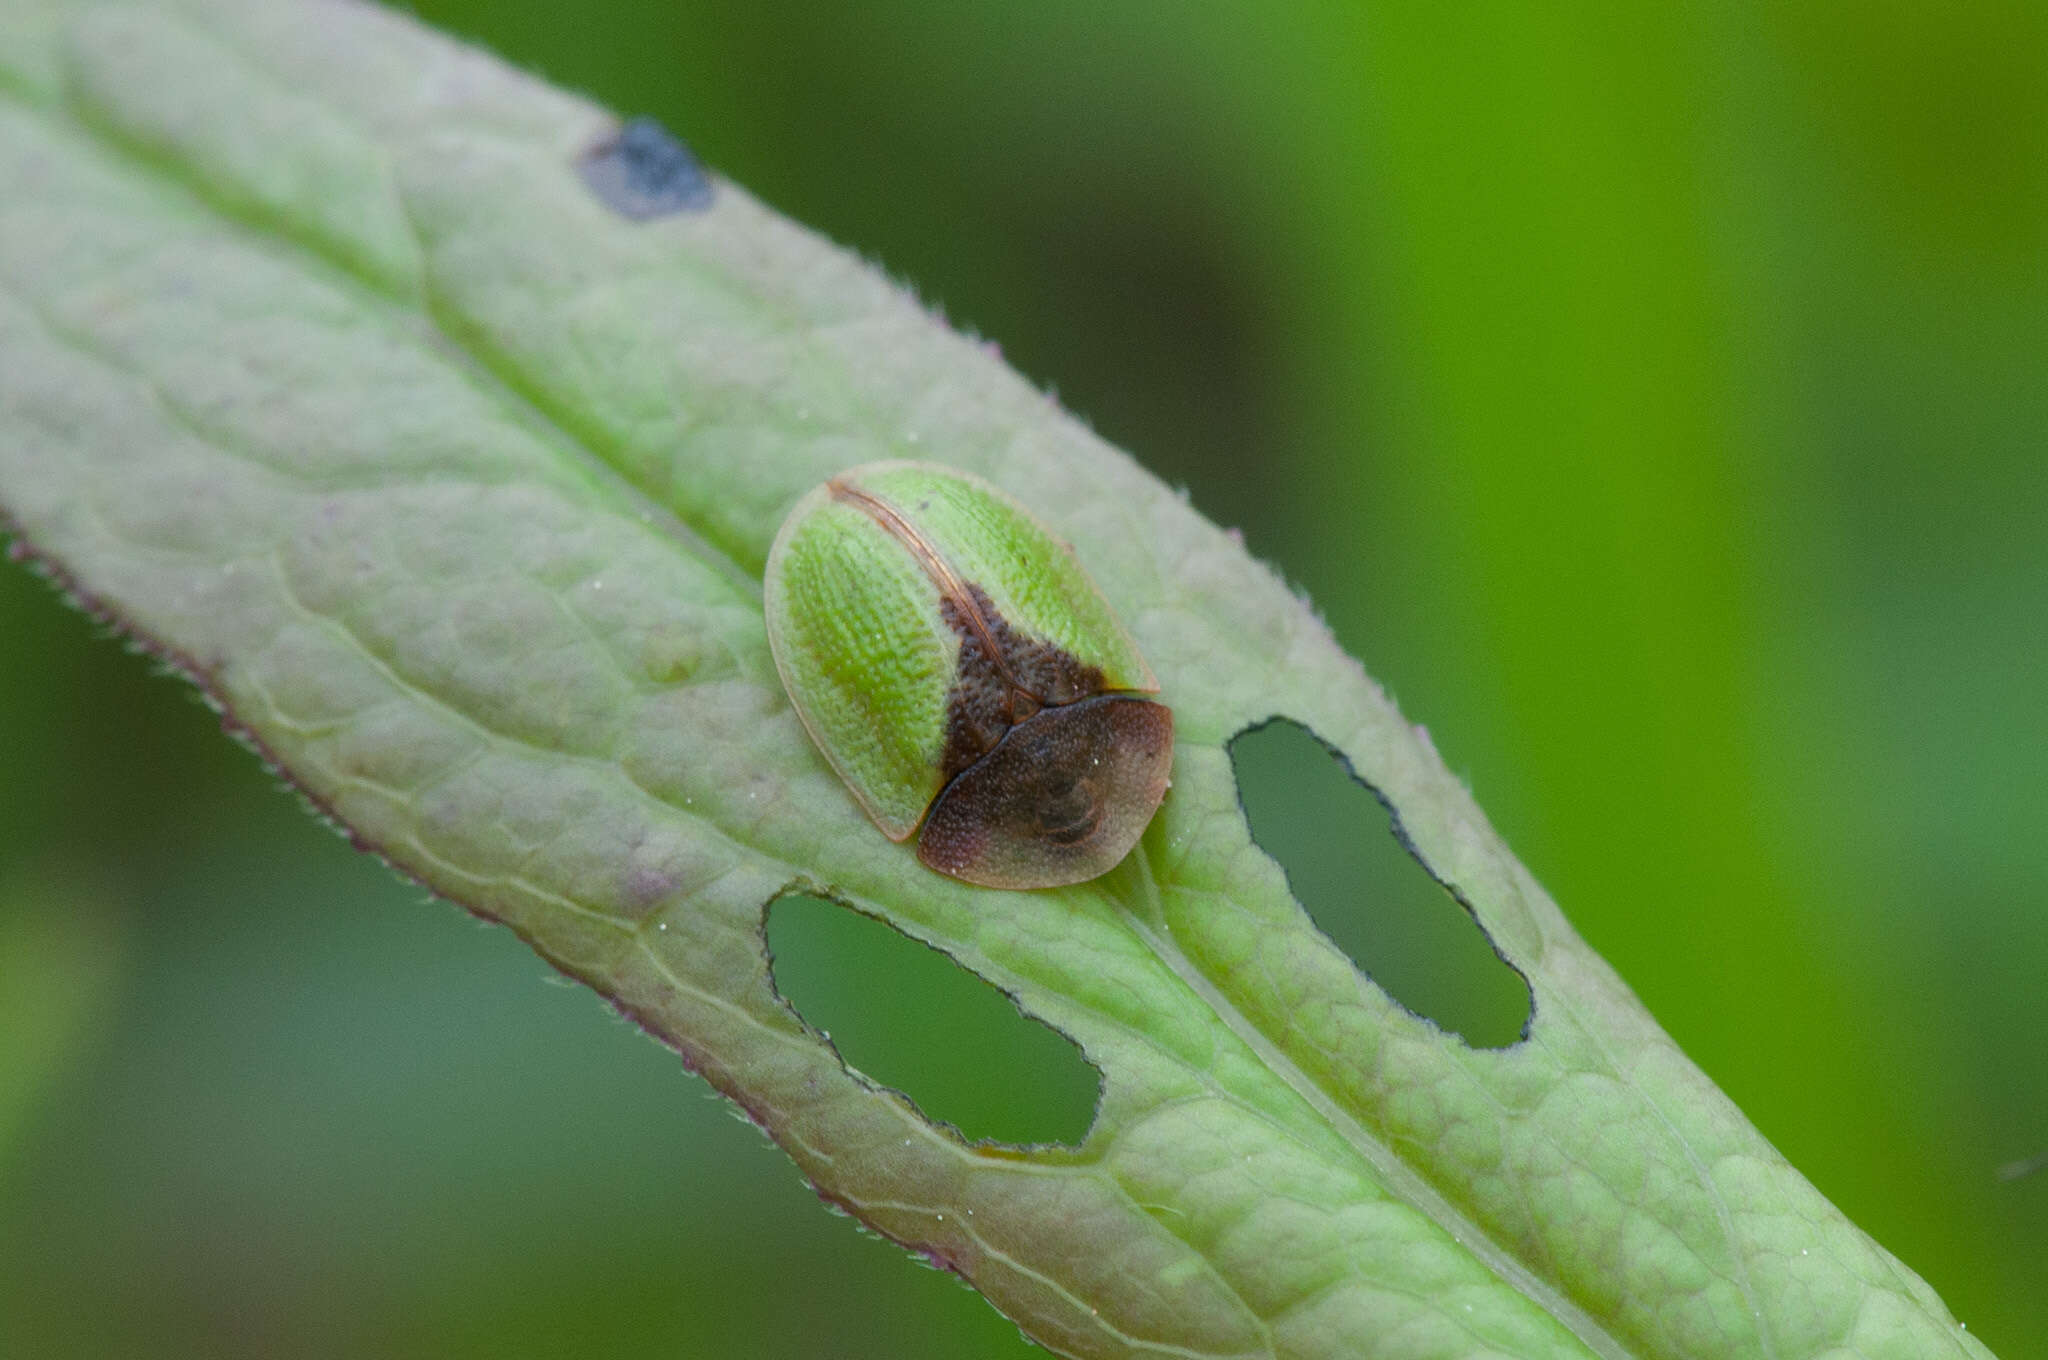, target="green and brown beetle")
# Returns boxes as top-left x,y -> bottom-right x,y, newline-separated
764,461 -> 1174,889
